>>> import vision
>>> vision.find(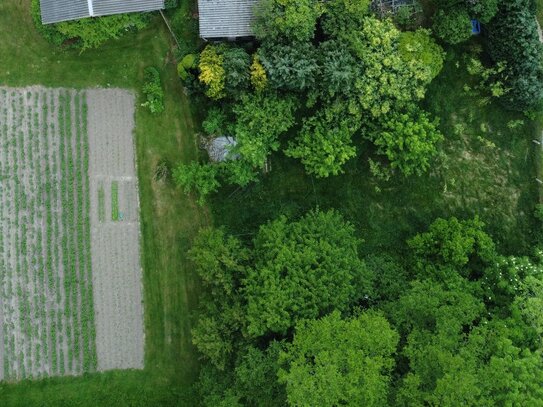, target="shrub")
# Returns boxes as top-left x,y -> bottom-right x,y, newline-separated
173,163 -> 221,205
31,0 -> 149,50
433,8 -> 472,45
177,53 -> 197,81
142,67 -> 165,114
